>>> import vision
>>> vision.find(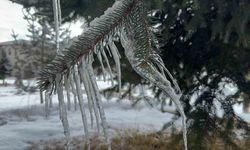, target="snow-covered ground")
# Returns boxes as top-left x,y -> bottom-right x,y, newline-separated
0,79 -> 176,150
0,78 -> 249,150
